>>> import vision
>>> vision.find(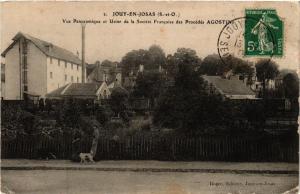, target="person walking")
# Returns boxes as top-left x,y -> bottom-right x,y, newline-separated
90,124 -> 100,158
